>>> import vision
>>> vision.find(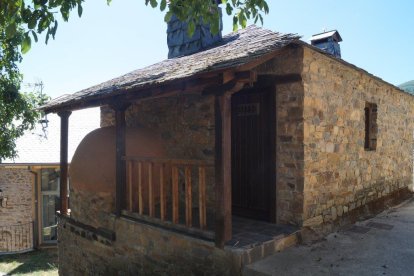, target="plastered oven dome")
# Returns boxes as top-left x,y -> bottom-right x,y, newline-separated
70,126 -> 166,193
